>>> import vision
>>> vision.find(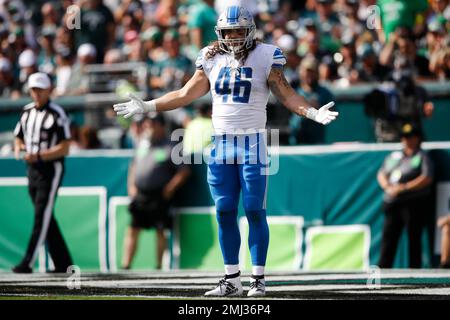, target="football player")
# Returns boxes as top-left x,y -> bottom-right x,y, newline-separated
114,5 -> 338,297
